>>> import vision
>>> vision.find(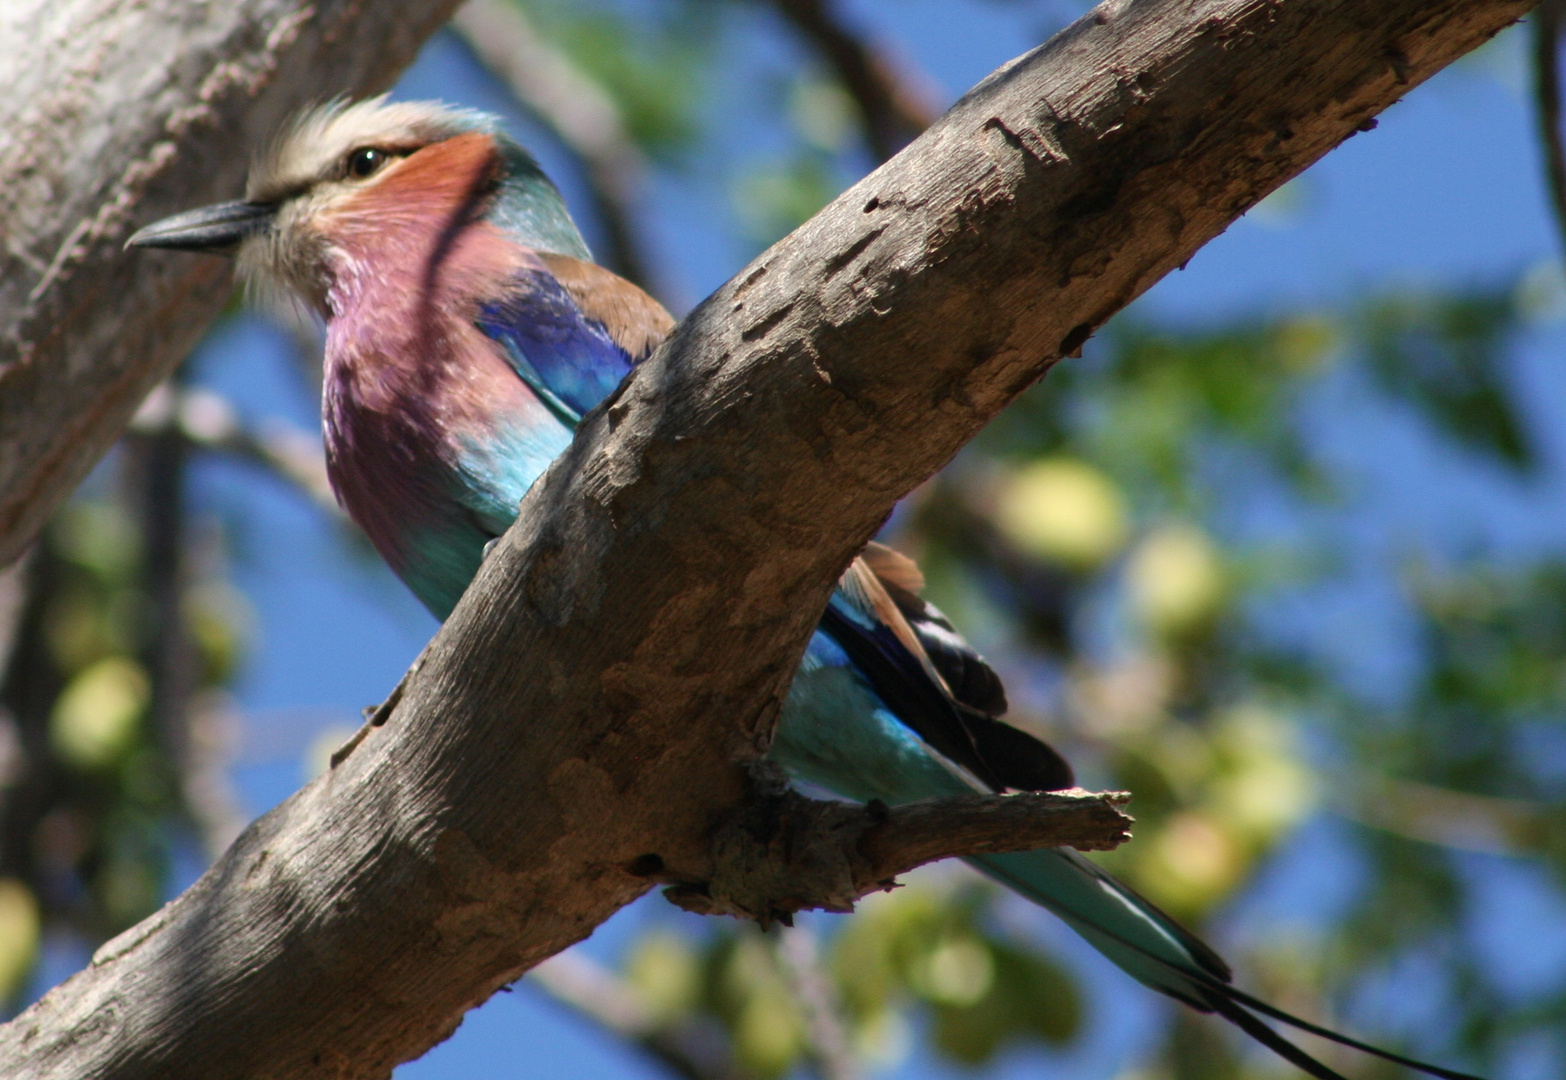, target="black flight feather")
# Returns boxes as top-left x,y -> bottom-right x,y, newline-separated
816,602 -> 1073,793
